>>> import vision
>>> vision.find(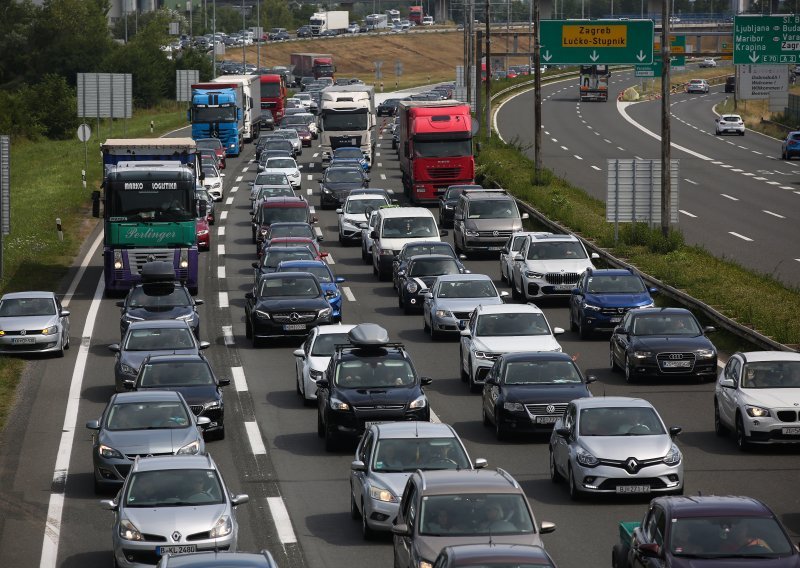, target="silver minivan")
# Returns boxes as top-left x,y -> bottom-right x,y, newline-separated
453,188 -> 528,256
